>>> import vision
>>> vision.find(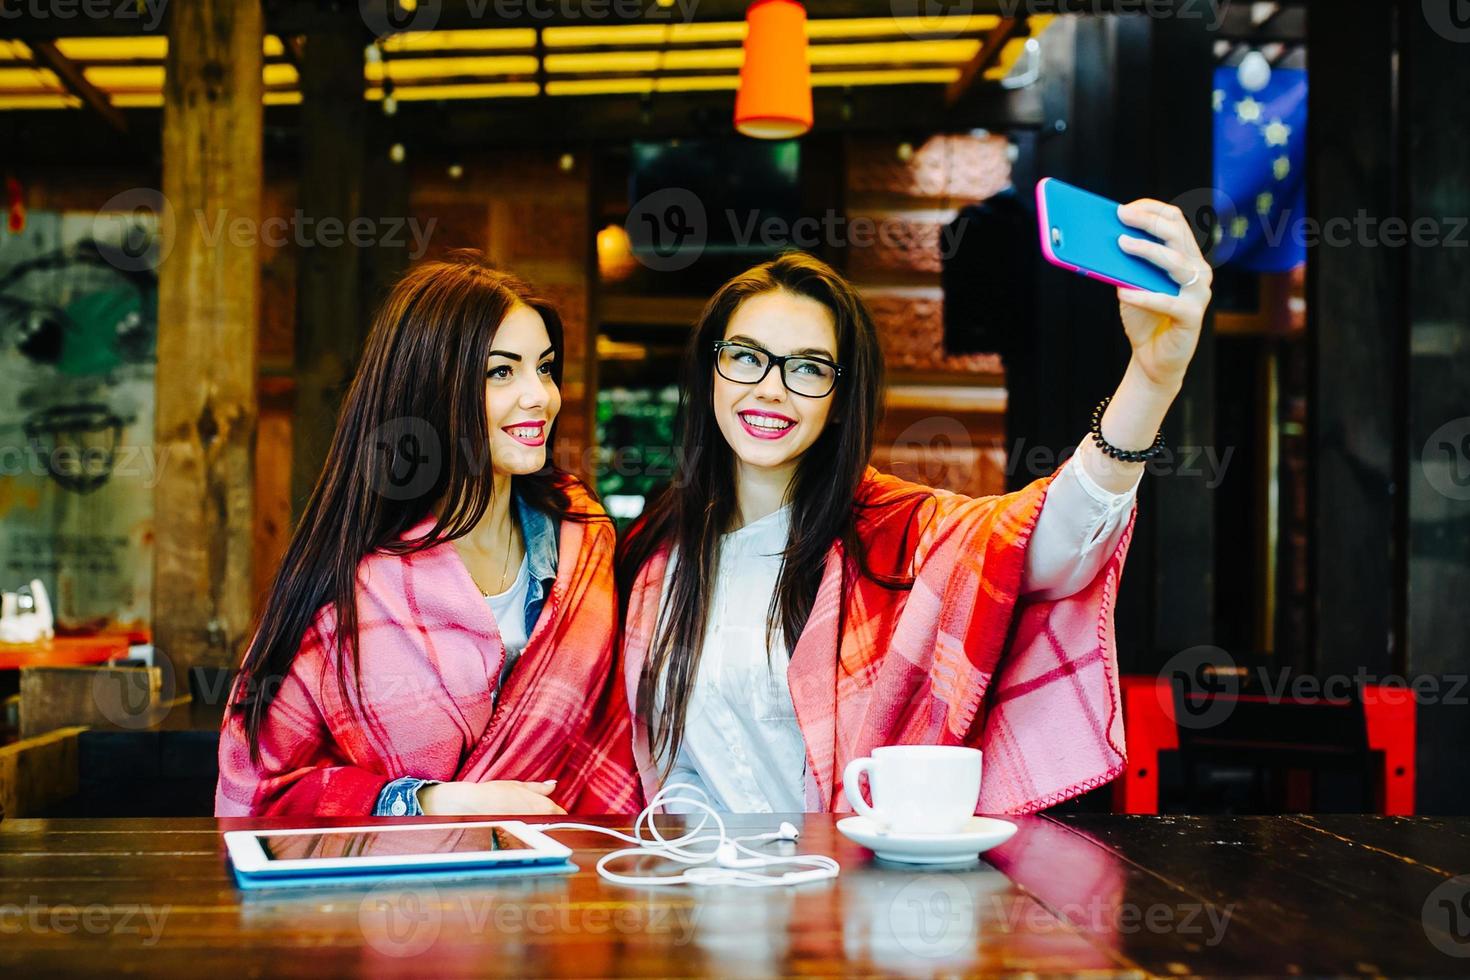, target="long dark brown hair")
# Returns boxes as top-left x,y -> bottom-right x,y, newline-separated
235,250 -> 584,761
616,252 -> 901,774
